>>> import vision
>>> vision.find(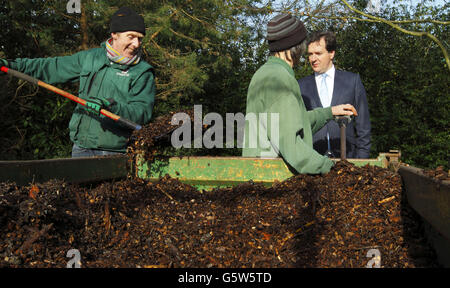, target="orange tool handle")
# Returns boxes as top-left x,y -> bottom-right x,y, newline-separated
1,66 -> 141,130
